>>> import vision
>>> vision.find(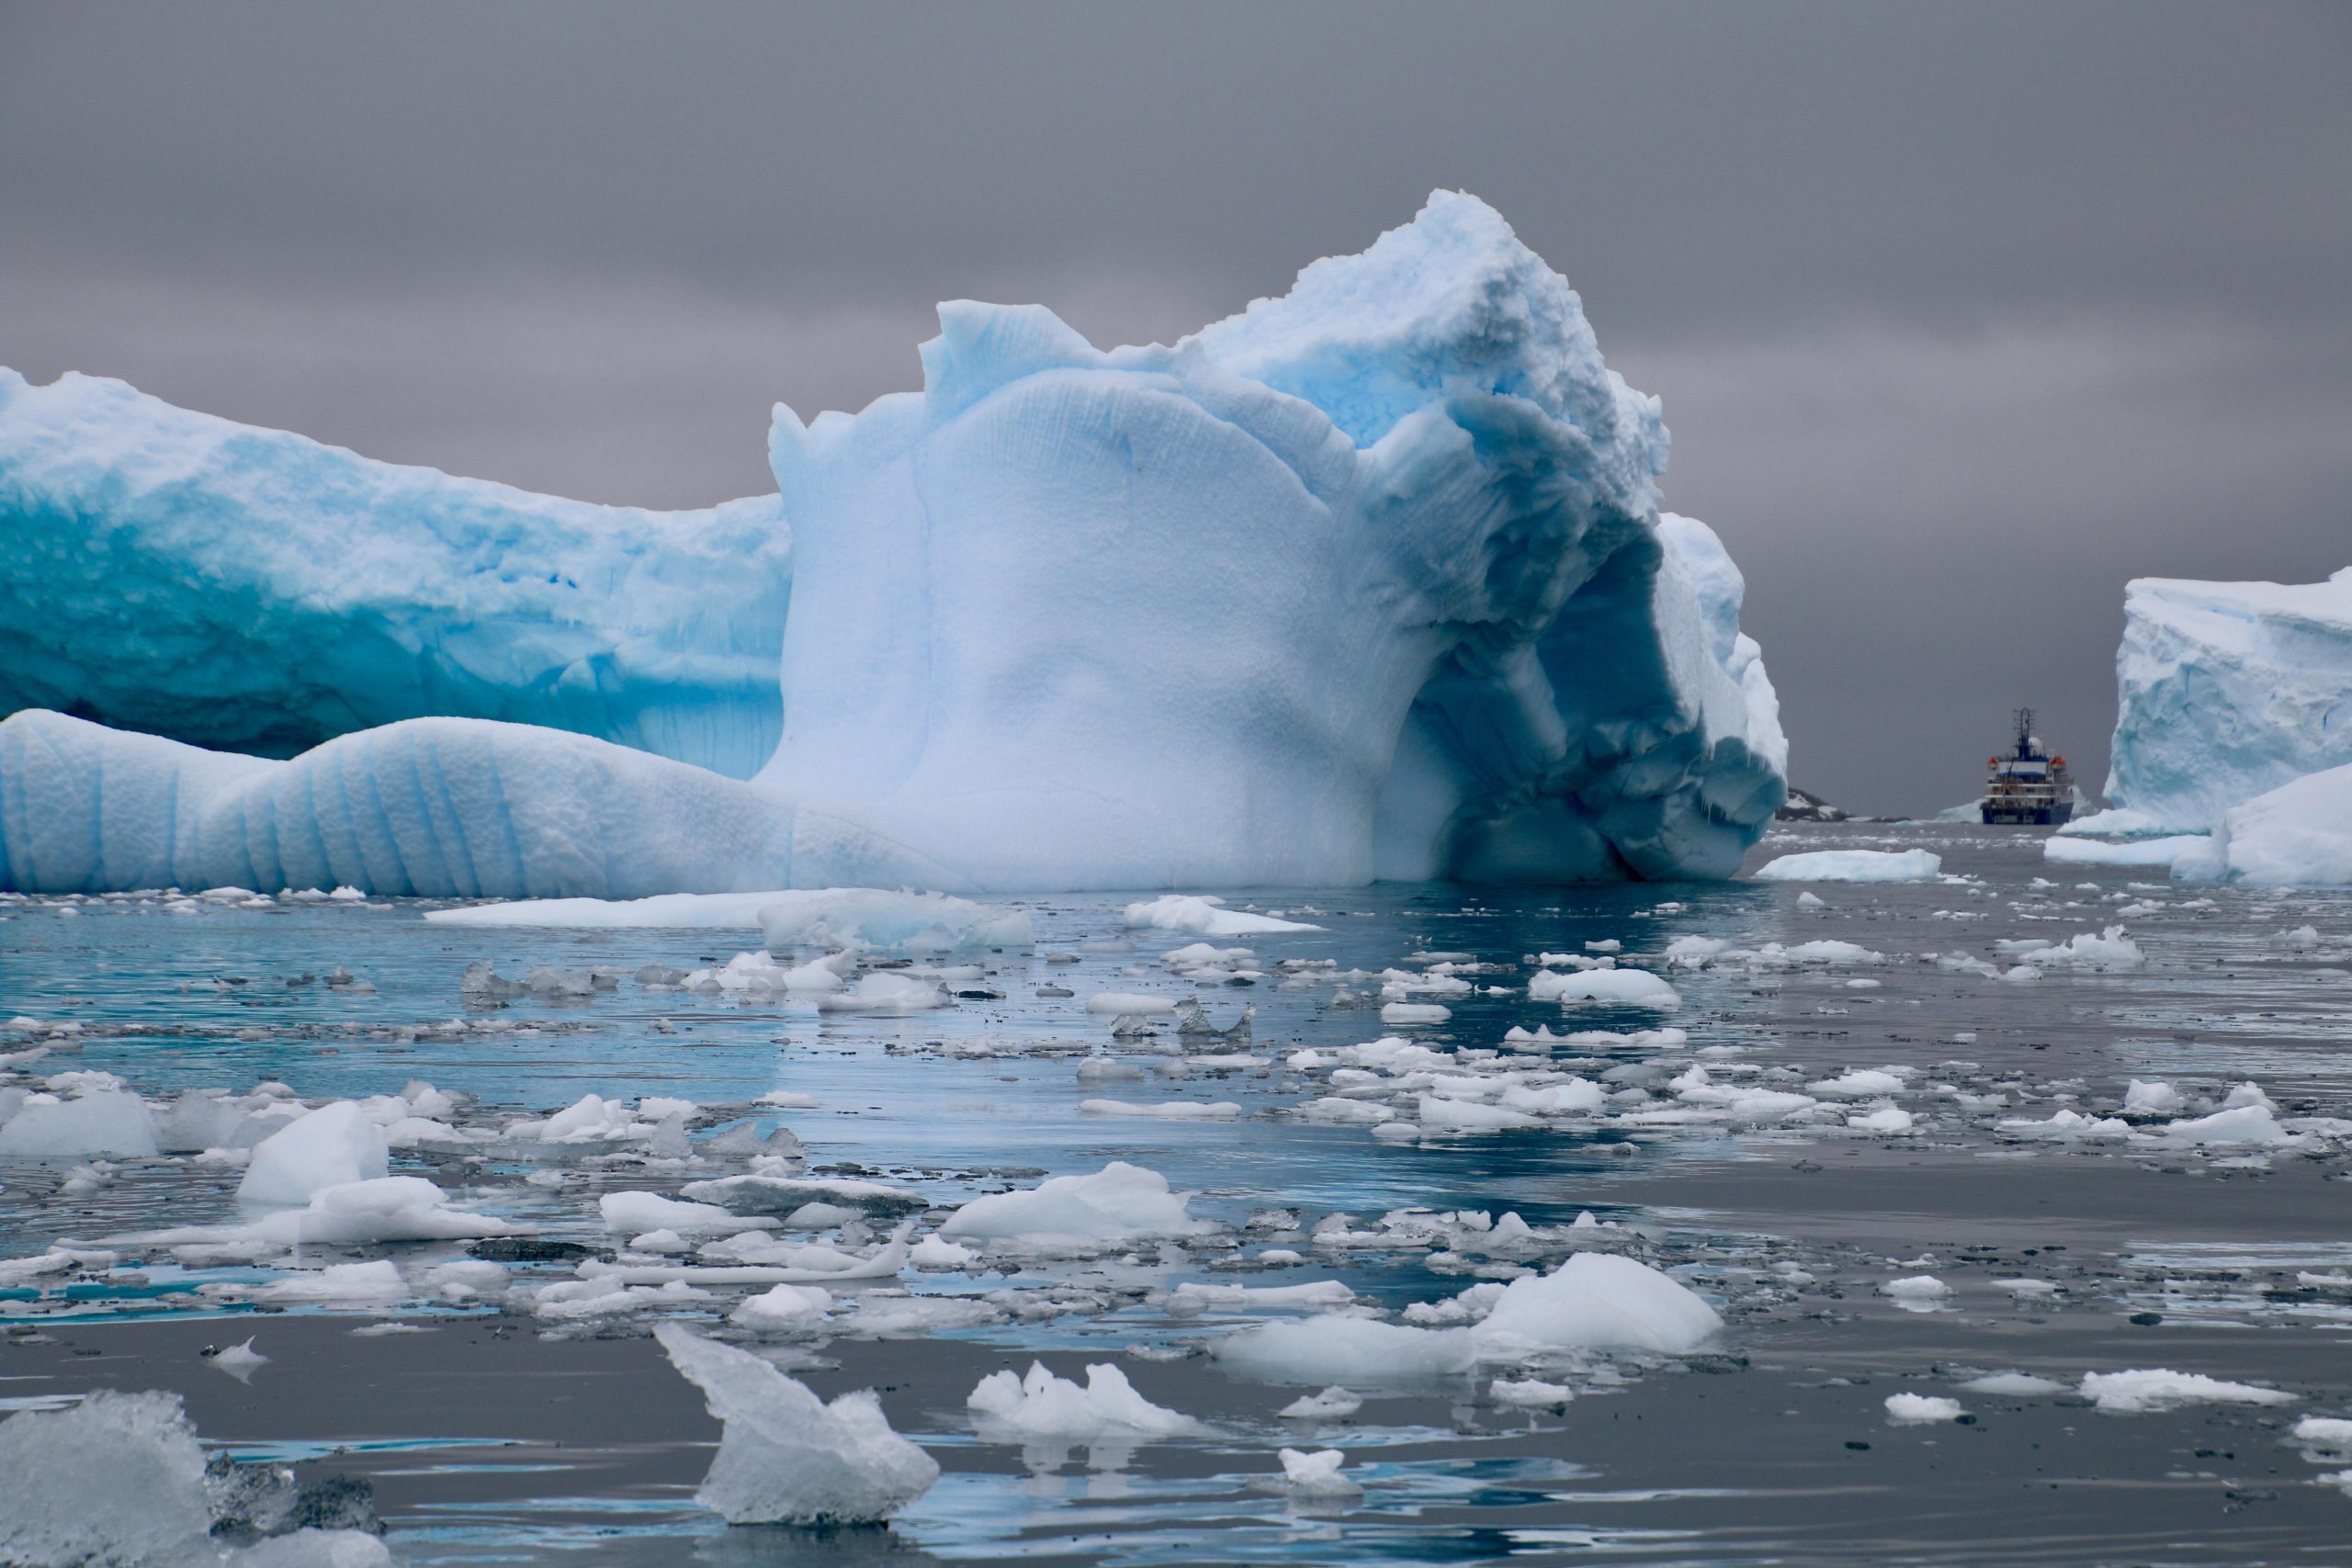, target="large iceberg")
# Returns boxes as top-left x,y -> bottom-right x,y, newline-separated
0,192 -> 1784,895
0,367 -> 790,778
2105,570 -> 2352,831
